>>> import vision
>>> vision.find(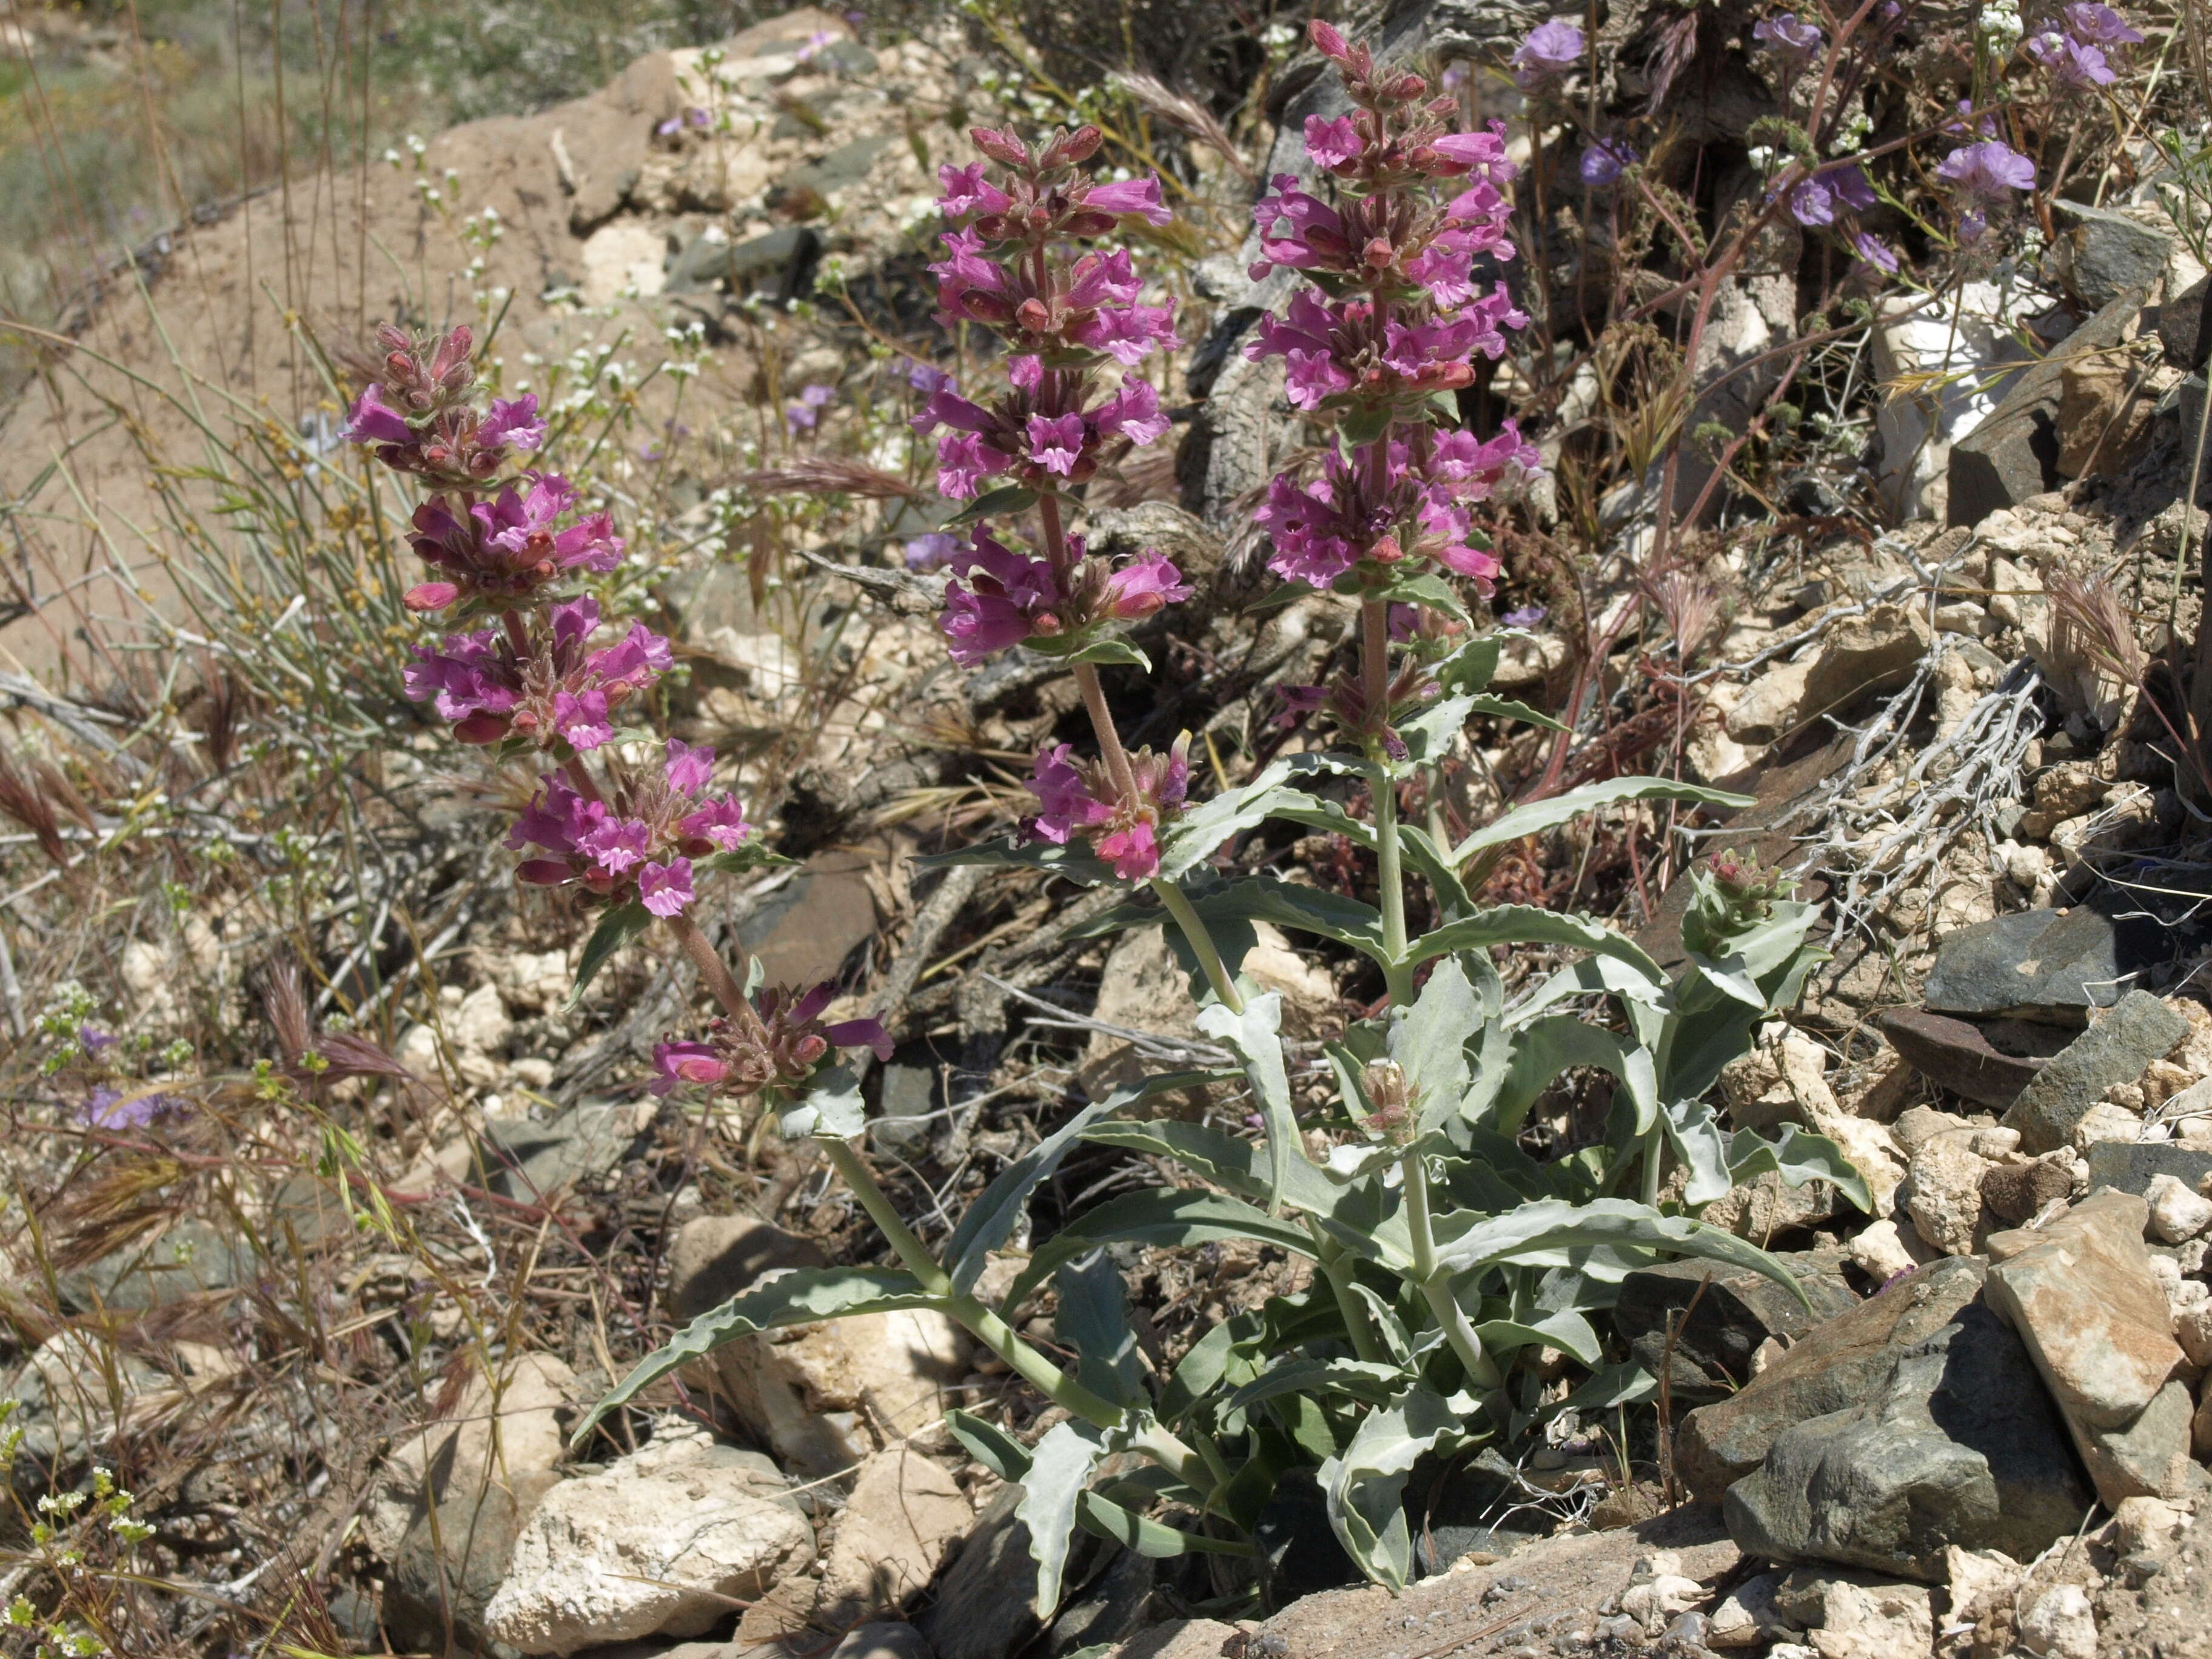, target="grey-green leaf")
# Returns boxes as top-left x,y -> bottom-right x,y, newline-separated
572,1268 -> 937,1444
1451,778 -> 1754,863
779,1065 -> 865,1140
1320,1385 -> 1461,1590
1195,993 -> 1310,1213
569,901 -> 652,1006
1408,905 -> 1667,984
945,1099 -> 1114,1296
1431,1198 -> 1808,1309
1018,1418 -> 1112,1615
